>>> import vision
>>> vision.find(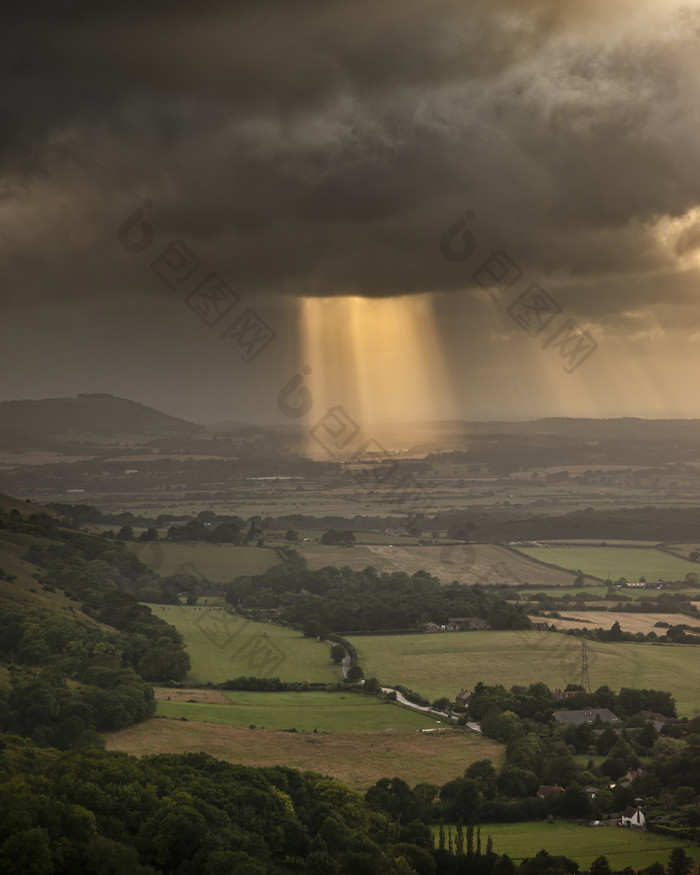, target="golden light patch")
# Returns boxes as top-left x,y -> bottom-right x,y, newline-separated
299,294 -> 454,451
